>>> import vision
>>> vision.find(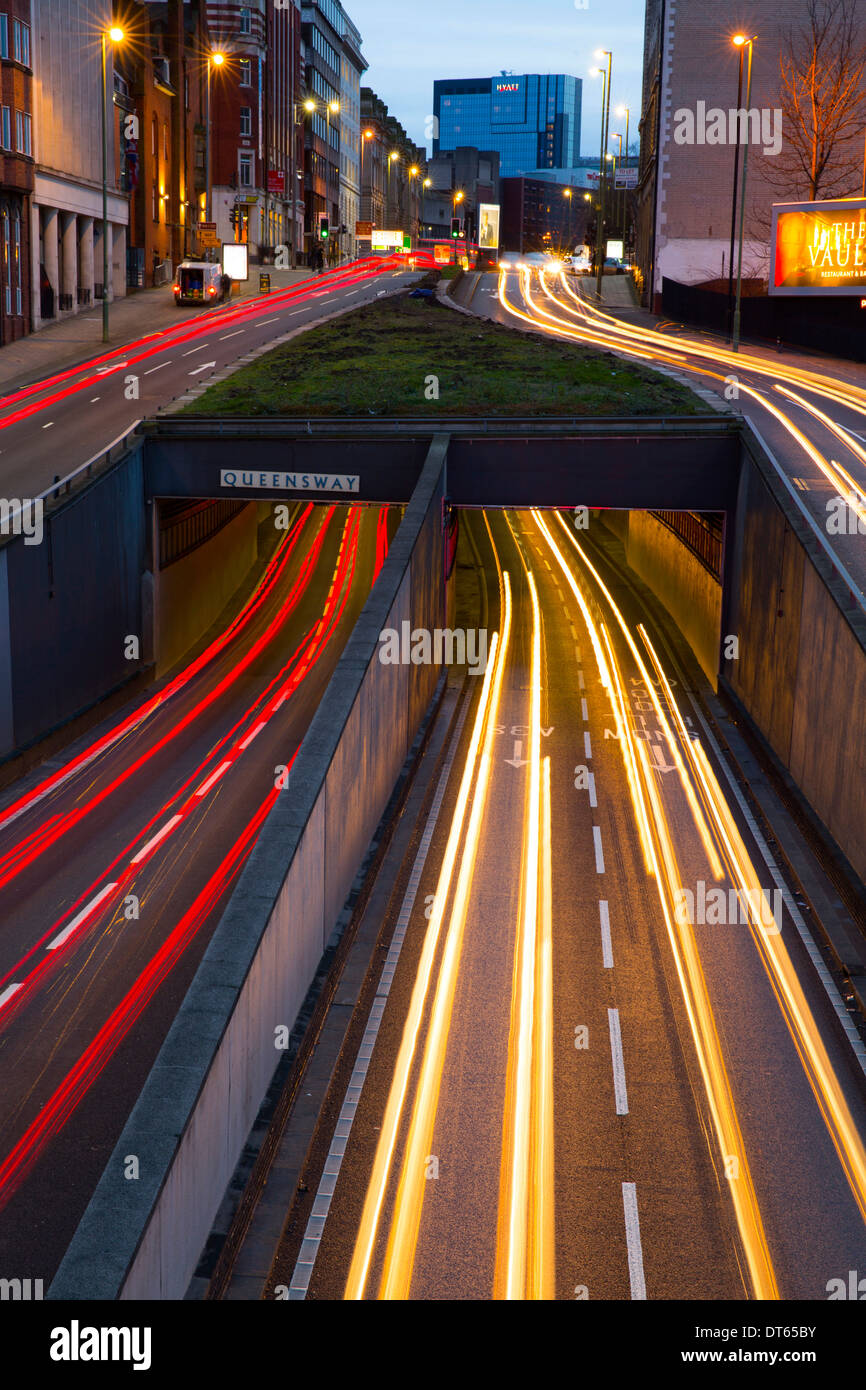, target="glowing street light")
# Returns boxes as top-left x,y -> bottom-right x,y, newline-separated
731,34 -> 757,352
101,23 -> 125,341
